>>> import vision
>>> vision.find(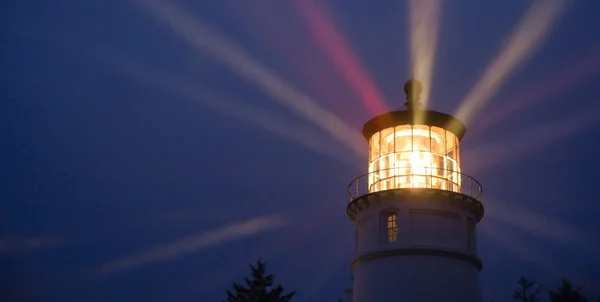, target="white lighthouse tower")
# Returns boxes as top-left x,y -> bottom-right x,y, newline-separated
346,78 -> 484,302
